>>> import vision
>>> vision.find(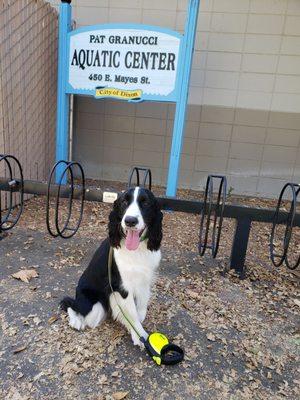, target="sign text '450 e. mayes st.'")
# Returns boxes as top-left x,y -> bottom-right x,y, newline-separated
57,1 -> 200,196
67,26 -> 182,101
